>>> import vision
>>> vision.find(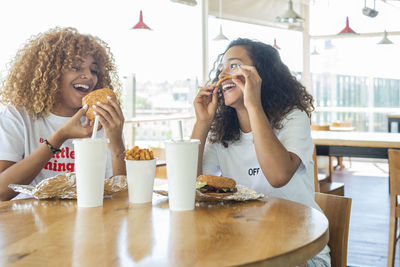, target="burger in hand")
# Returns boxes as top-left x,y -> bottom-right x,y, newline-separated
82,88 -> 117,121
196,174 -> 237,197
